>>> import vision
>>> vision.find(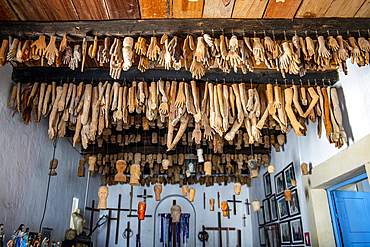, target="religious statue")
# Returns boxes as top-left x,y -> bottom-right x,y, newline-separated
221,202 -> 229,217
247,159 -> 259,178
129,164 -> 141,186
171,205 -> 181,223
209,199 -> 215,211
204,162 -> 212,176
48,159 -> 58,176
12,224 -> 24,247
115,160 -> 127,182
234,182 -> 241,195
98,186 -> 109,209
77,158 -> 85,177
182,185 -> 189,196
189,188 -> 195,202
154,183 -> 162,201
138,202 -> 146,220
72,209 -> 85,235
